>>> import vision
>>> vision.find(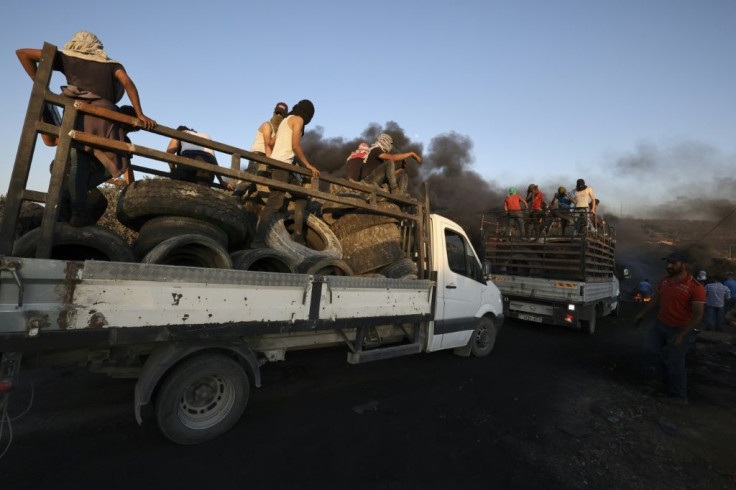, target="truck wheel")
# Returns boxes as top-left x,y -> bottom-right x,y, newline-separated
581,314 -> 596,335
133,216 -> 229,260
155,353 -> 249,445
12,223 -> 135,262
142,234 -> 232,269
117,179 -> 248,242
230,248 -> 297,273
470,317 -> 497,357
